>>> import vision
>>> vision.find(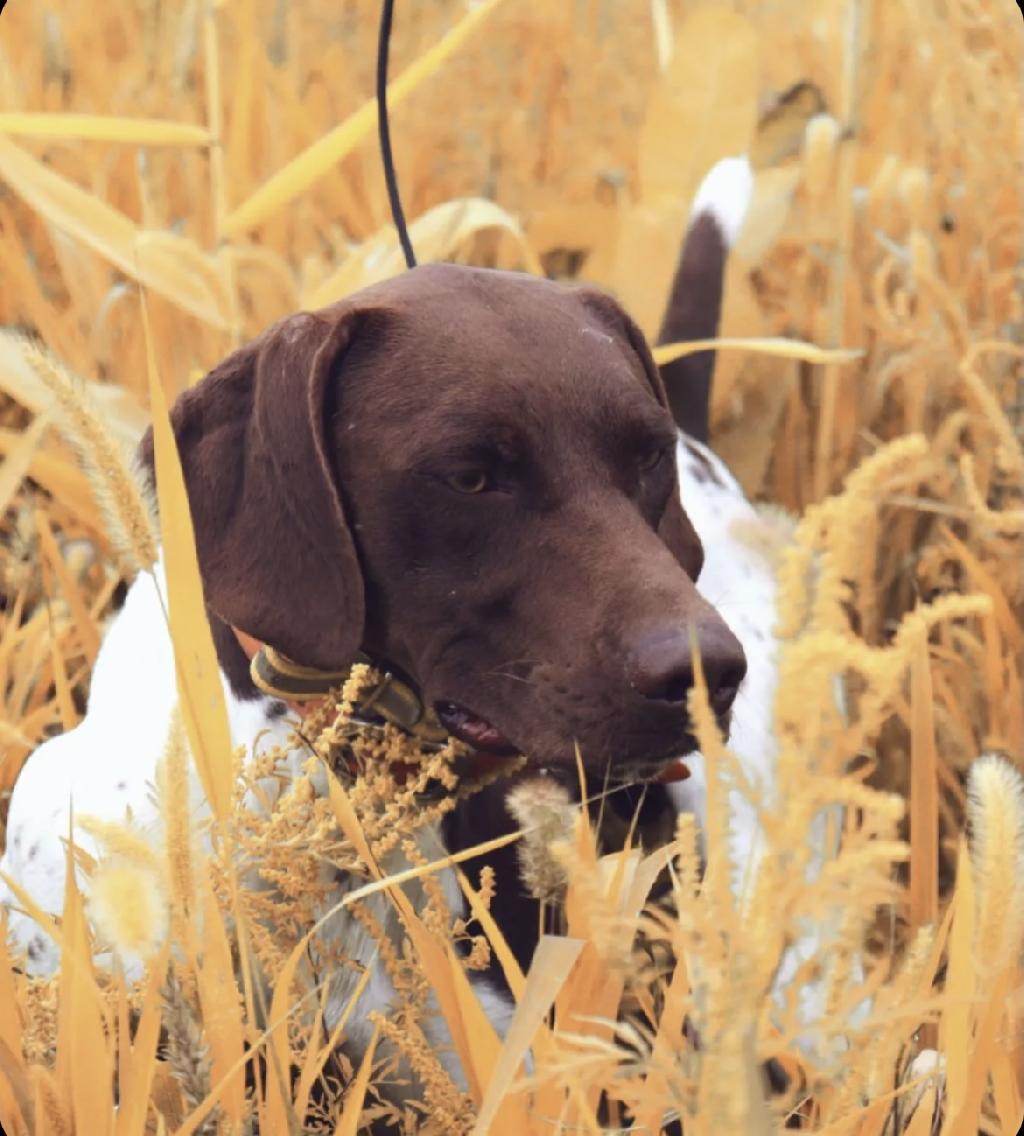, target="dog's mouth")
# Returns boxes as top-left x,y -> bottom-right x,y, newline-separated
433,699 -> 703,785
434,700 -> 521,756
